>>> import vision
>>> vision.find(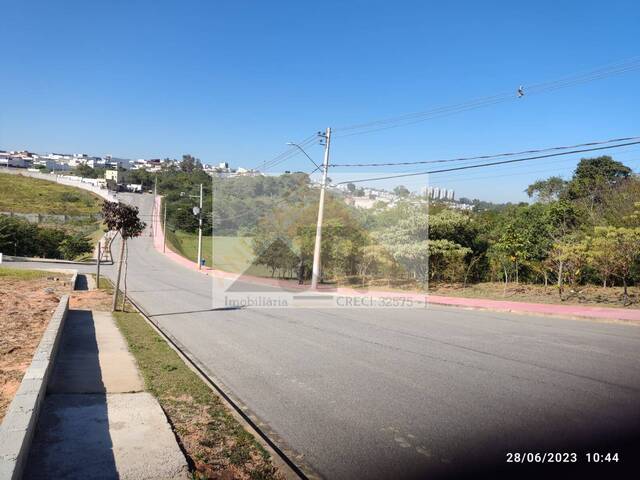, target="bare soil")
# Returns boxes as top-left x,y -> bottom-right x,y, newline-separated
0,274 -> 71,422
70,288 -> 113,311
428,282 -> 640,308
340,276 -> 640,309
